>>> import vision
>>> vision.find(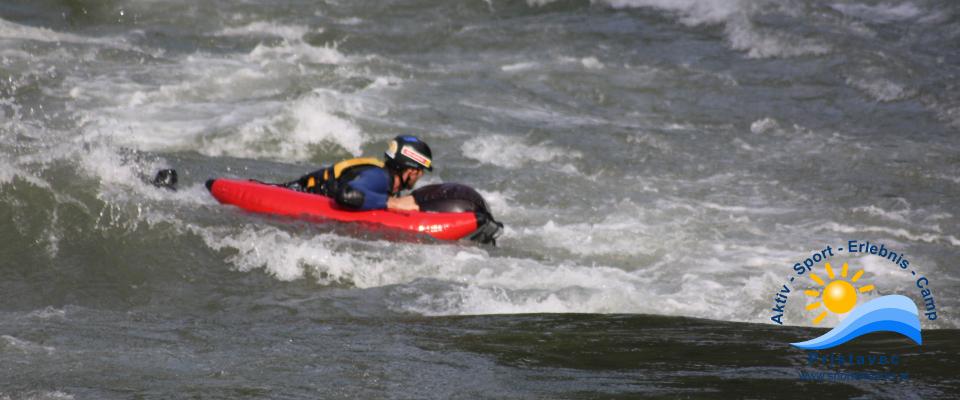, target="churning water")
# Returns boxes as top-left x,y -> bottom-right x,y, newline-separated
2,0 -> 959,398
